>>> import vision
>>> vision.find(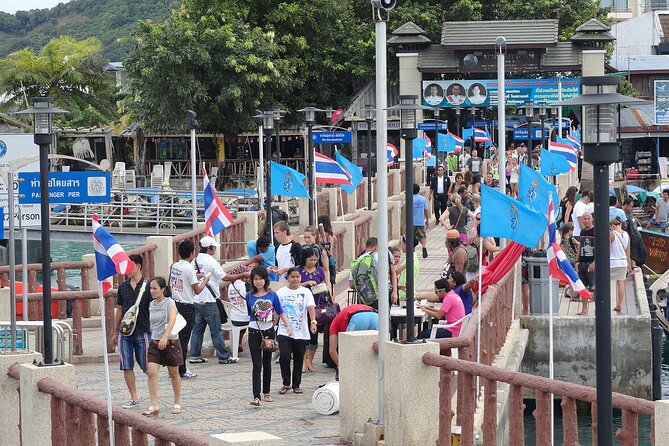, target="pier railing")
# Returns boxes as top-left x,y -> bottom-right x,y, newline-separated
422,354 -> 655,446
353,214 -> 373,256
171,217 -> 247,262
